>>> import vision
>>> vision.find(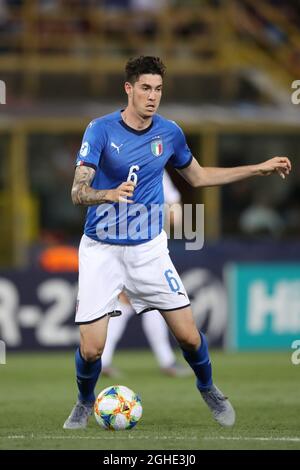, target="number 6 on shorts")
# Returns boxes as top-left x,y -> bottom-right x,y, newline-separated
164,269 -> 180,293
